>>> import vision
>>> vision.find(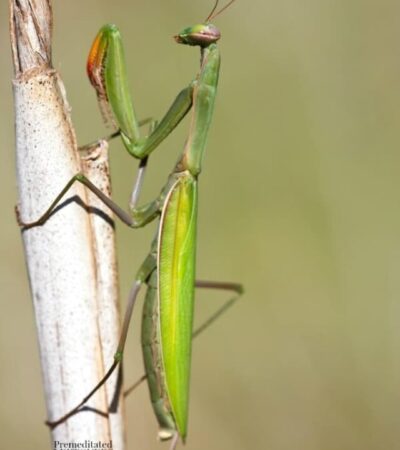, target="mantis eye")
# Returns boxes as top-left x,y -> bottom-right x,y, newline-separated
174,24 -> 221,47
